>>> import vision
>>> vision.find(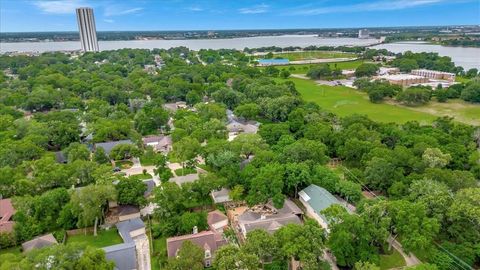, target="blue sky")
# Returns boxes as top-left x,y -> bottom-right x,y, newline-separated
1,0 -> 479,32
